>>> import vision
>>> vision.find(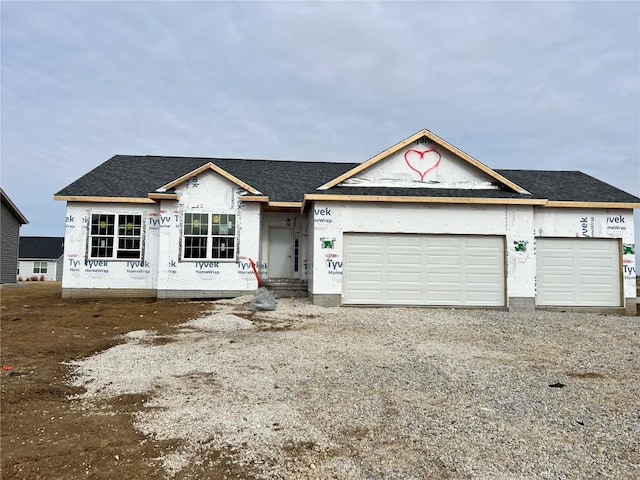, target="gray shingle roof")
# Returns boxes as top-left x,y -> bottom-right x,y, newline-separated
19,237 -> 64,260
495,170 -> 640,203
55,155 -> 358,203
55,155 -> 640,204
